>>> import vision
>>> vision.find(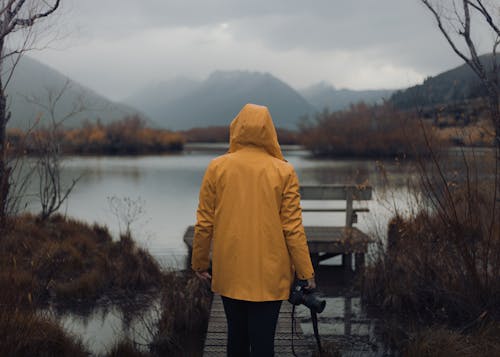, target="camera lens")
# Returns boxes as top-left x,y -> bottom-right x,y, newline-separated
304,293 -> 326,313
